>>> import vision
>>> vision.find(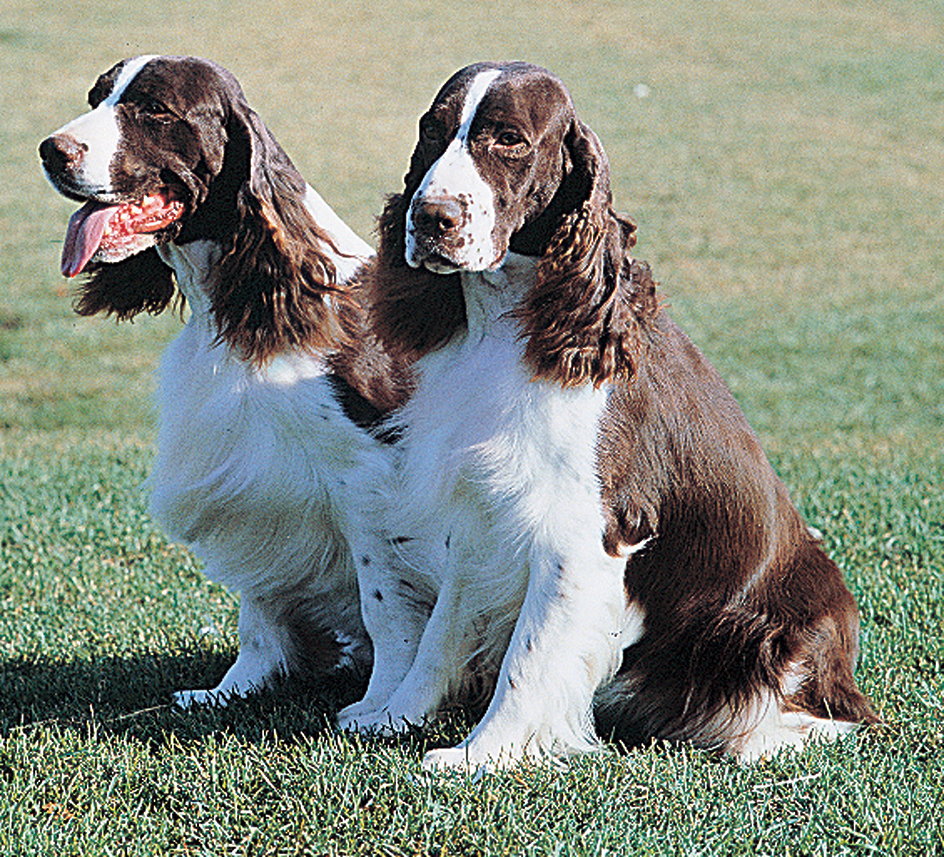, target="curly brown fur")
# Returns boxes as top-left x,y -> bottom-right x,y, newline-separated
365,193 -> 465,361
209,101 -> 353,365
